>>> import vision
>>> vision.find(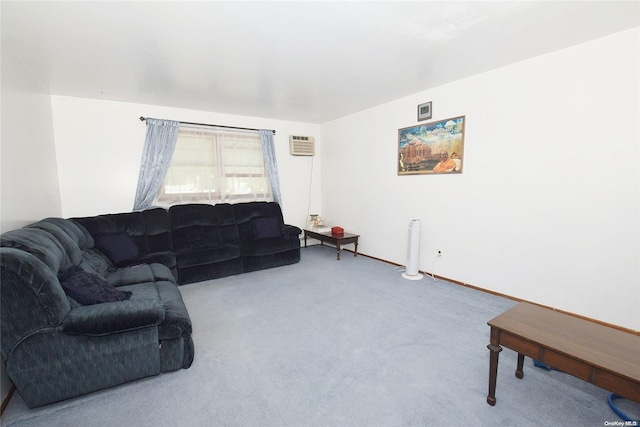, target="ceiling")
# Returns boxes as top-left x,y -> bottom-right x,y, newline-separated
2,1 -> 639,124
